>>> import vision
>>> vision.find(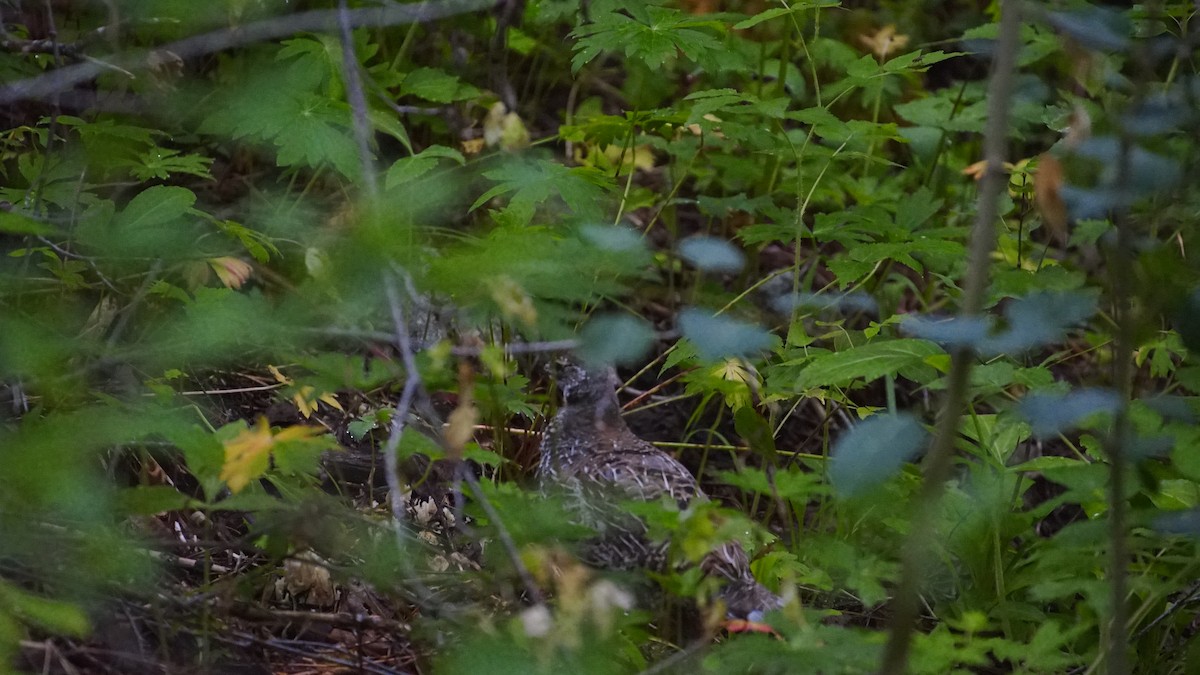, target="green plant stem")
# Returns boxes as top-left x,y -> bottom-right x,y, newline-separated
612,122 -> 638,225
878,1 -> 1022,672
1102,140 -> 1135,675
